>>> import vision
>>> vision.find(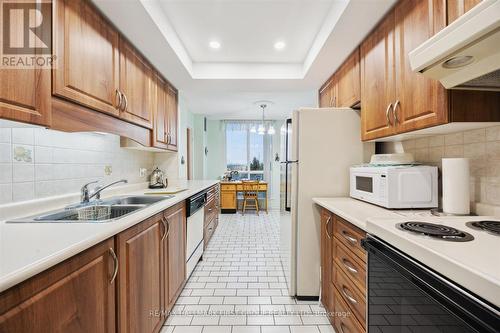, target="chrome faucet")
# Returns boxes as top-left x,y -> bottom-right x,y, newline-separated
80,179 -> 128,204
